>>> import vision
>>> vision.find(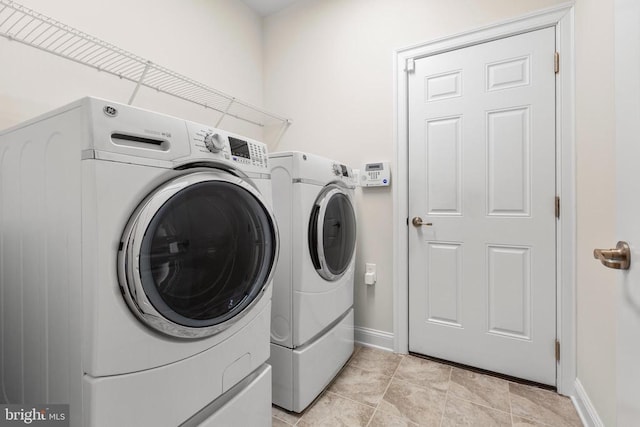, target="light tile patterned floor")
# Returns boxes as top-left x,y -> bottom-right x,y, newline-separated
272,345 -> 583,427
